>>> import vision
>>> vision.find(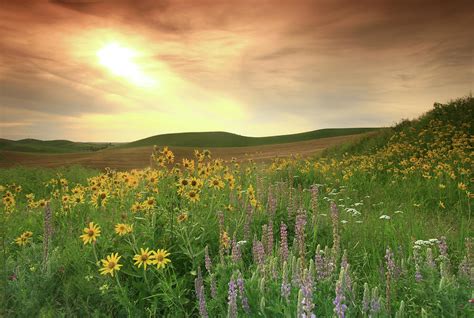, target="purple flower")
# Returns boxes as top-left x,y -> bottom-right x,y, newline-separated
253,238 -> 265,266
280,222 -> 289,262
237,272 -> 250,314
281,263 -> 291,302
204,245 -> 212,273
231,234 -> 242,263
210,274 -> 217,299
295,211 -> 307,259
300,269 -> 315,317
195,268 -> 208,318
228,277 -> 238,318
